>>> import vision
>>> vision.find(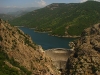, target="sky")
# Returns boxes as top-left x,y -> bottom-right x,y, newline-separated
0,0 -> 100,8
